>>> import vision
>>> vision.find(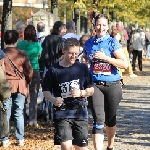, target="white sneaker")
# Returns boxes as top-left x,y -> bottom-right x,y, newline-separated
129,74 -> 137,77
2,140 -> 11,147
17,139 -> 24,146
